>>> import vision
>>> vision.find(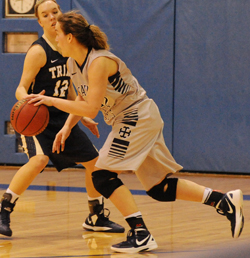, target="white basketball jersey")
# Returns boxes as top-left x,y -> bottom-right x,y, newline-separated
67,48 -> 147,125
